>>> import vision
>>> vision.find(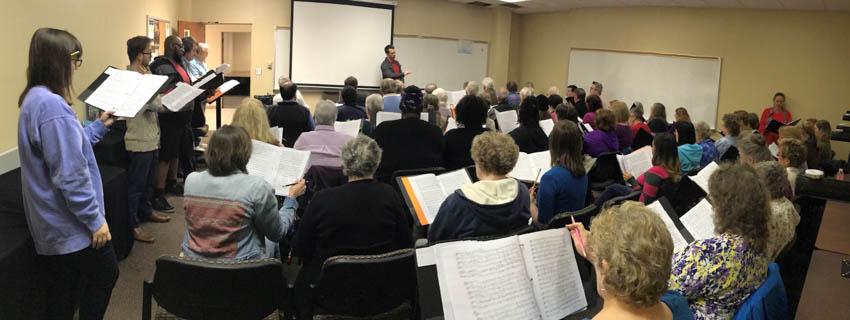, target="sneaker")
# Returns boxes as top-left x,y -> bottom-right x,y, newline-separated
165,183 -> 184,196
152,196 -> 175,213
